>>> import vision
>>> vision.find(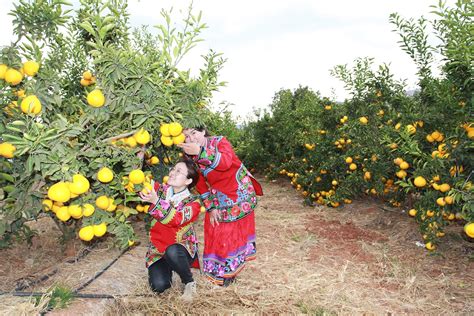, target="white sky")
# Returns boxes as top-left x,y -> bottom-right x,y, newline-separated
0,0 -> 454,120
